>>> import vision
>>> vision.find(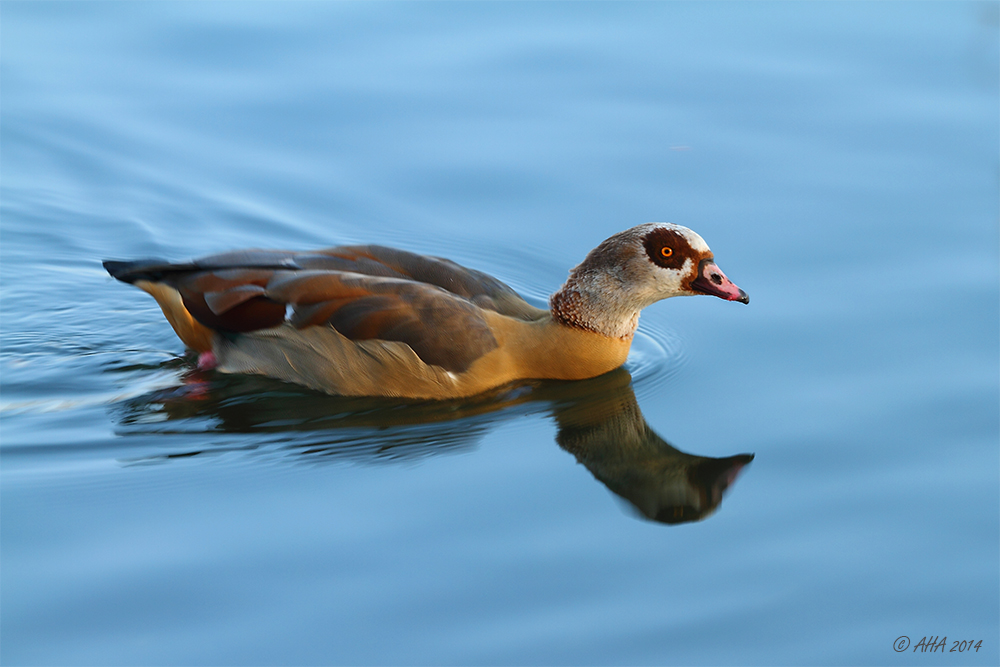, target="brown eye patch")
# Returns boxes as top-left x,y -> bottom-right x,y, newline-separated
642,228 -> 694,270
